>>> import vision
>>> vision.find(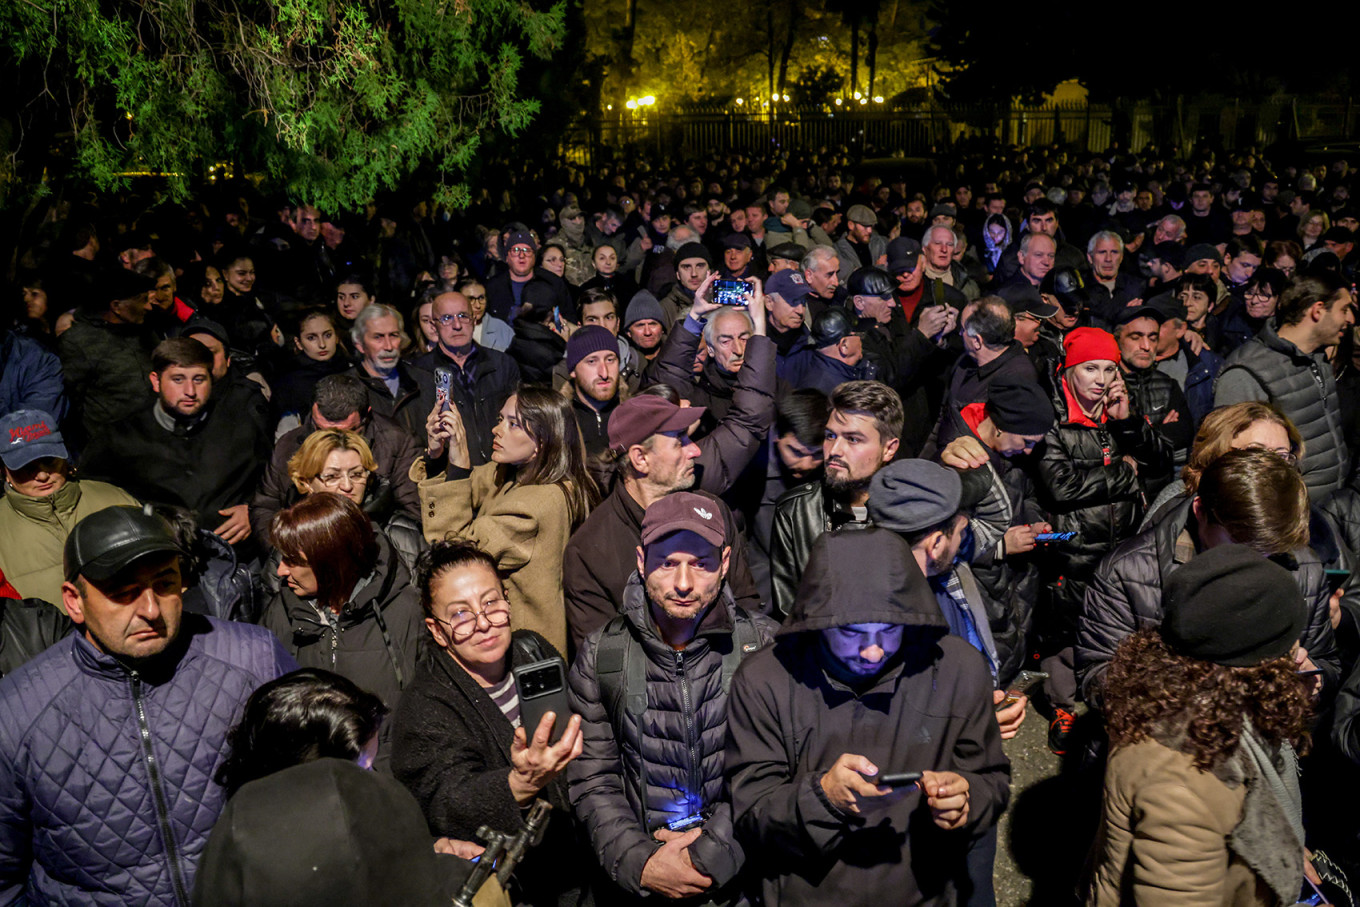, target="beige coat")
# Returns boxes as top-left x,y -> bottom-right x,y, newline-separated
413,460 -> 572,655
1086,739 -> 1273,907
